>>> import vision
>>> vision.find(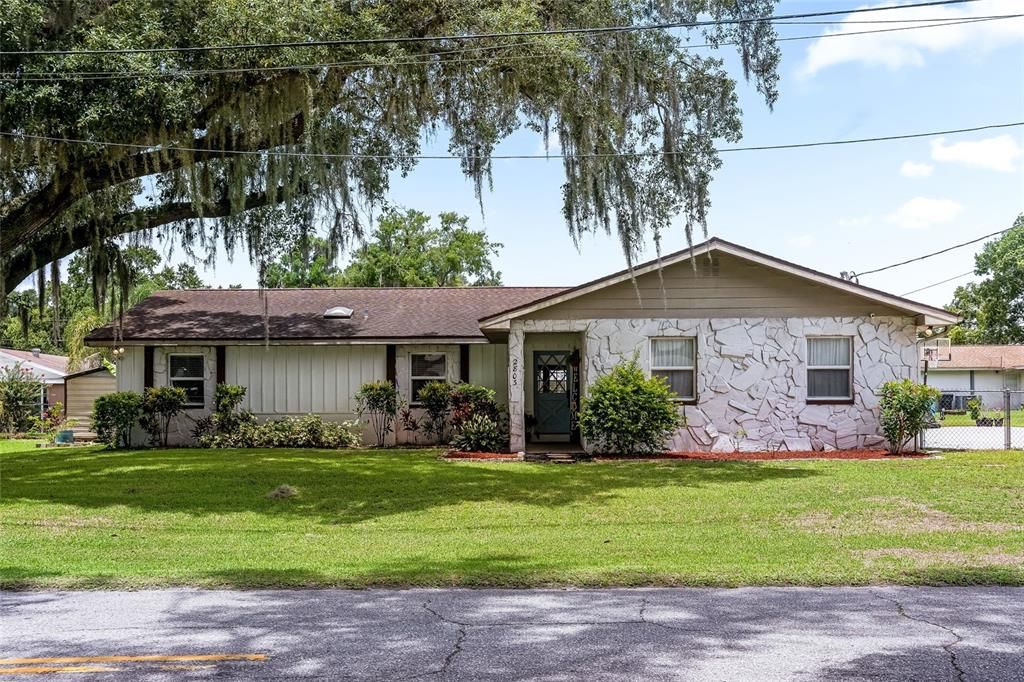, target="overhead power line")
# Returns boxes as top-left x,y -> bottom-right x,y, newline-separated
0,0 -> 979,56
2,121 -> 1020,161
855,226 -> 1014,279
901,271 -> 975,297
2,14 -> 1016,82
